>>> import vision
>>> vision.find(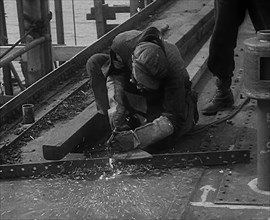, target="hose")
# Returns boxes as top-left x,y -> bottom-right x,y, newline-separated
186,97 -> 251,136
